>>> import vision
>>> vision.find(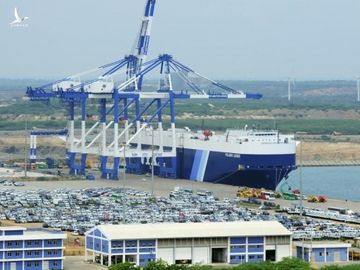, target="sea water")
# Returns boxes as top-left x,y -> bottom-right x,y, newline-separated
281,166 -> 360,202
